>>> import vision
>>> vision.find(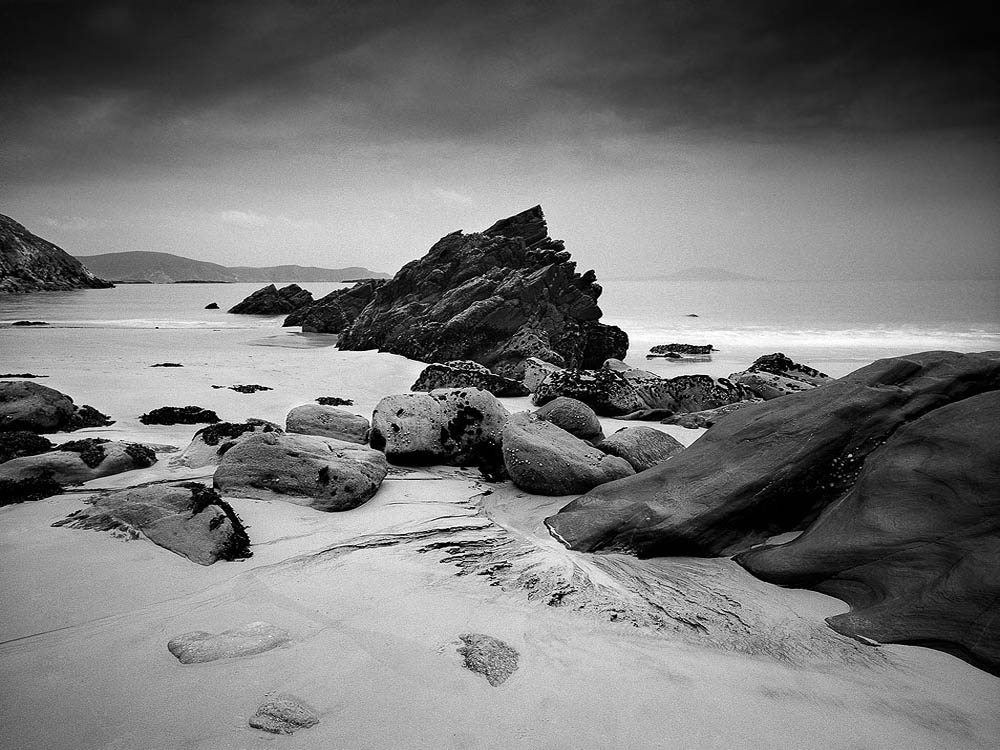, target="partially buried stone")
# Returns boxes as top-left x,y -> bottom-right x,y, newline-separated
167,621 -> 291,664
249,696 -> 319,735
139,405 -> 220,425
458,633 -> 519,687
